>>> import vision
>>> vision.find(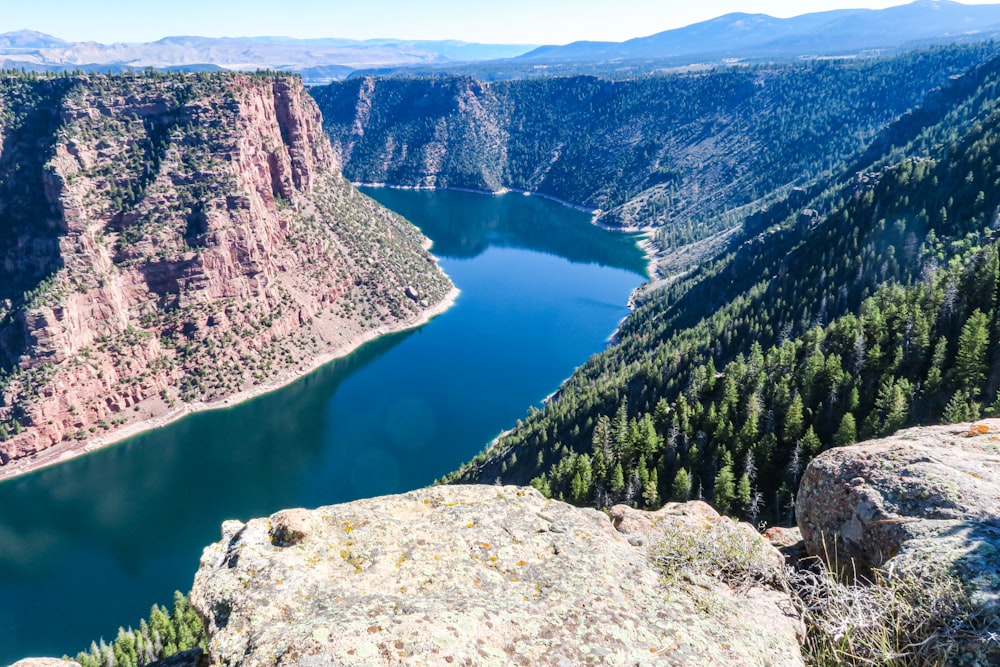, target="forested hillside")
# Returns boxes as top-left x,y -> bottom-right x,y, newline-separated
314,44 -> 997,250
444,50 -> 1000,523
